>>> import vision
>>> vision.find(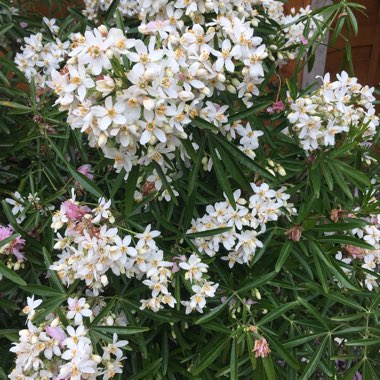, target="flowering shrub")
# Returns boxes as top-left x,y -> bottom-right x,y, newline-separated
0,0 -> 379,378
